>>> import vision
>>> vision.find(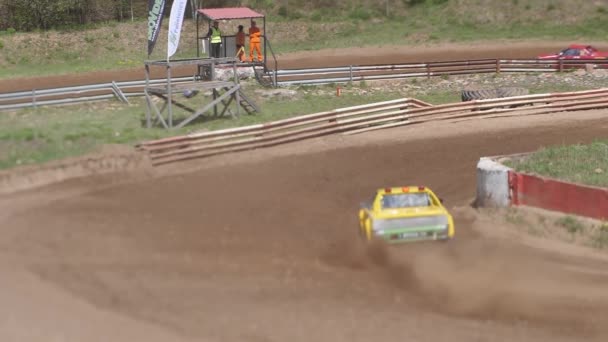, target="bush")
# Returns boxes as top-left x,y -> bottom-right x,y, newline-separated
348,7 -> 371,20
1,0 -> 137,31
279,8 -> 304,20
309,7 -> 340,21
278,5 -> 288,17
402,0 -> 426,6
